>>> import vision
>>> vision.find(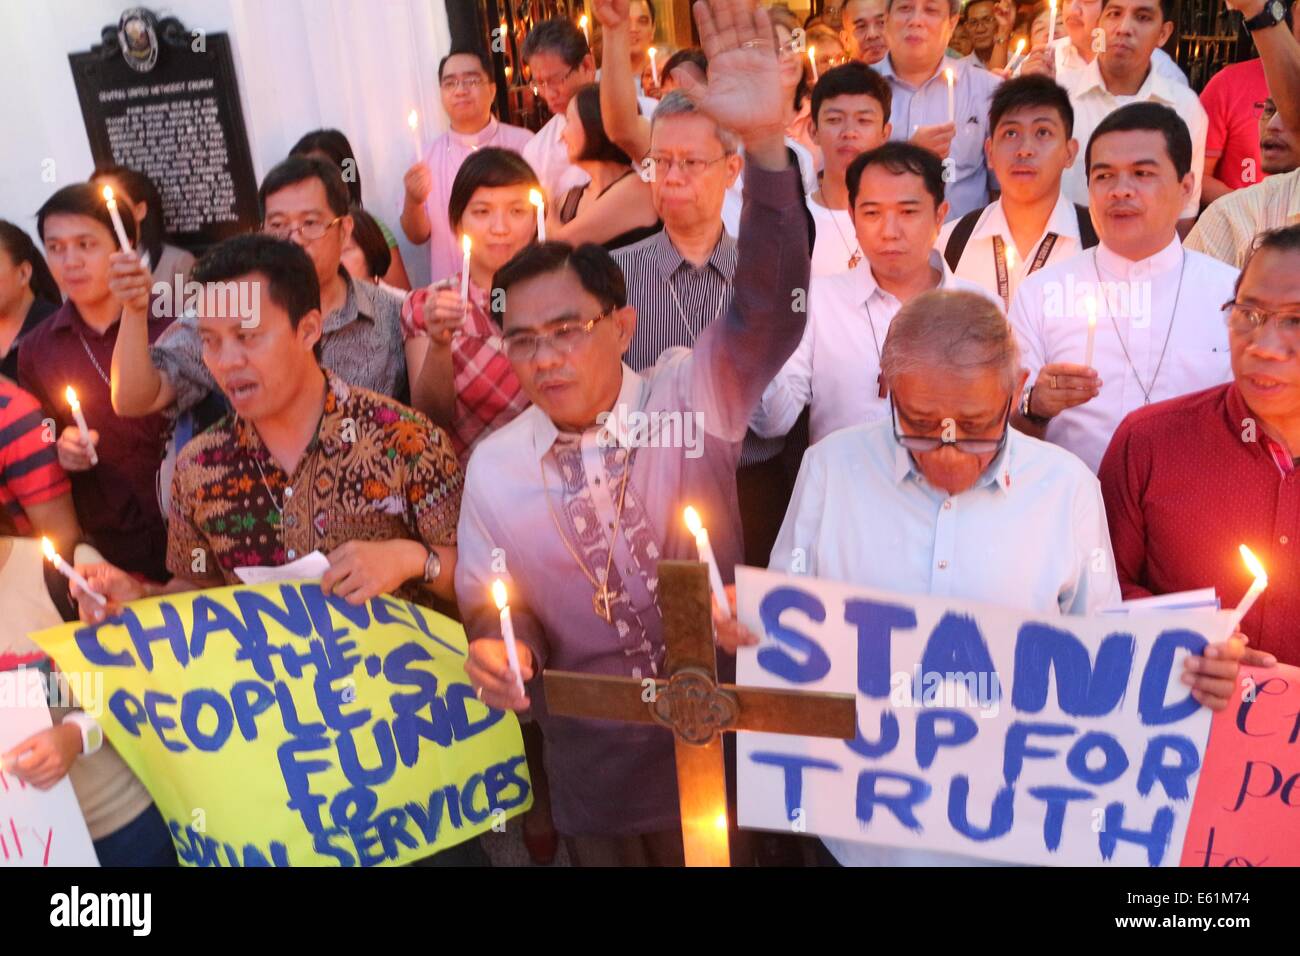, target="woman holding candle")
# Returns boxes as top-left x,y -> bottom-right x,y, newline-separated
404,148 -> 538,464
89,165 -> 196,288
